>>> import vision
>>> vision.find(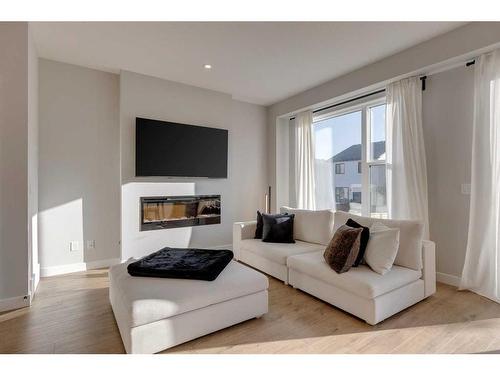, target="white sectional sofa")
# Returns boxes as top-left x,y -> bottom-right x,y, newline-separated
233,208 -> 436,325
